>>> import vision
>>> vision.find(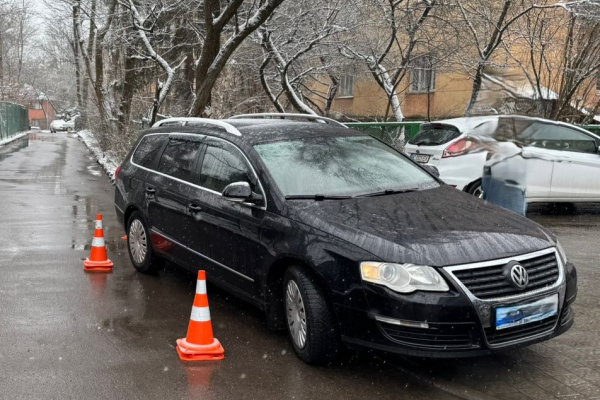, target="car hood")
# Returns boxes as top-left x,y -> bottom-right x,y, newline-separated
284,186 -> 554,267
